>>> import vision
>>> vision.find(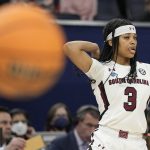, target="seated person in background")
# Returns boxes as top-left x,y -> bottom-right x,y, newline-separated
58,0 -> 98,20
45,103 -> 72,133
0,106 -> 26,150
10,108 -> 36,139
46,105 -> 100,150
